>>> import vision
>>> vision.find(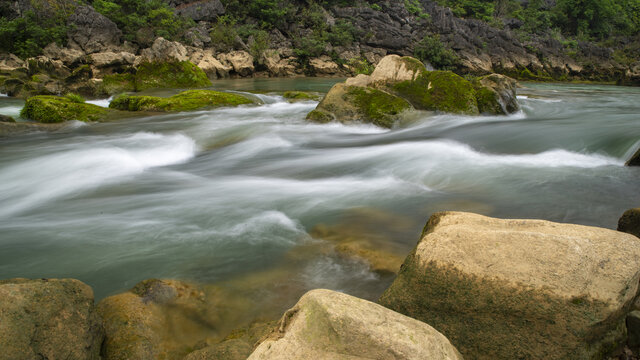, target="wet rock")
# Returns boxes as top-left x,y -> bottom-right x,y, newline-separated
474,73 -> 519,114
0,121 -> 66,136
110,90 -> 253,112
0,278 -> 103,360
218,51 -> 254,77
0,114 -> 15,122
626,148 -> 640,166
98,279 -> 253,360
135,61 -> 211,91
140,37 -> 188,63
282,91 -> 322,102
68,5 -> 122,54
21,95 -> 111,123
619,208 -> 640,238
247,289 -> 463,360
379,211 -> 640,360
